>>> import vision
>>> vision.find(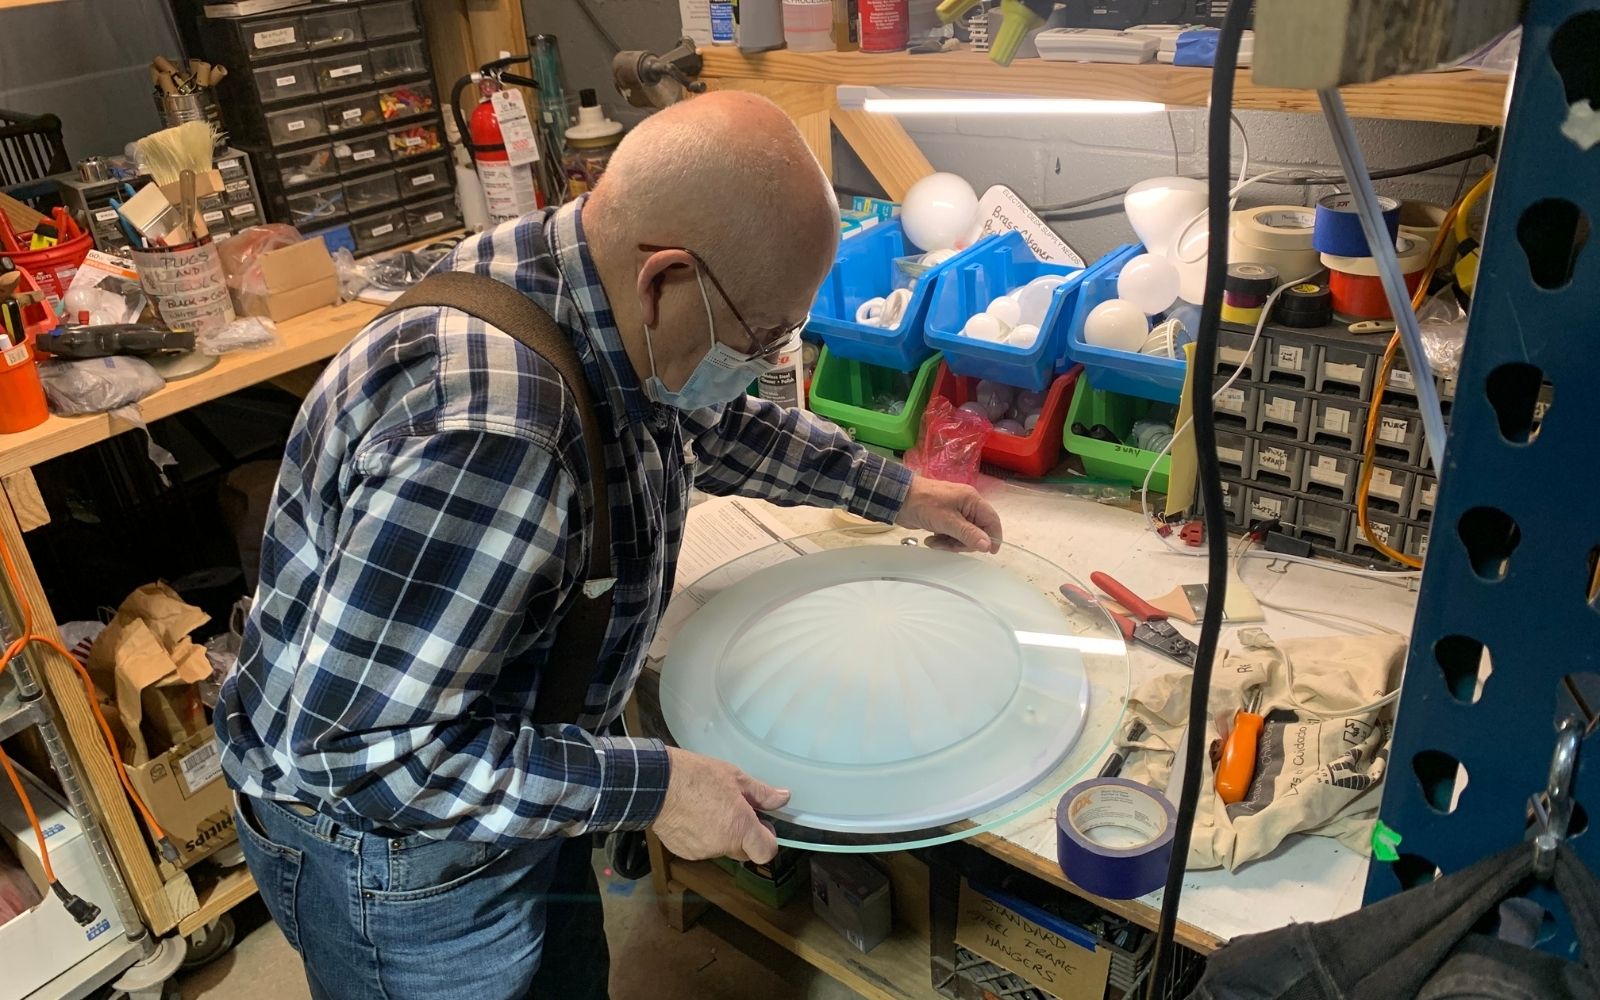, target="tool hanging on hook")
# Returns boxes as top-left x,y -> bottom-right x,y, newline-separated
1531,716 -> 1583,879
